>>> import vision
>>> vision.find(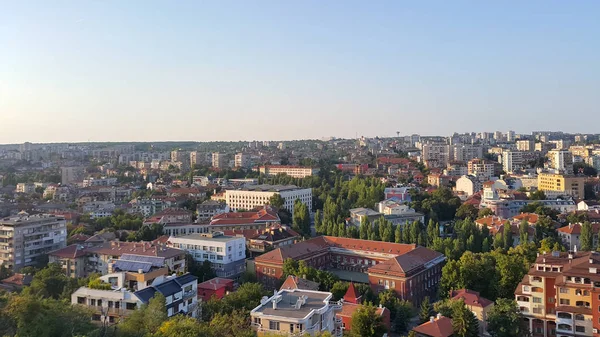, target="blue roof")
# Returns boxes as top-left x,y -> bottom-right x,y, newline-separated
174,273 -> 197,286
134,287 -> 157,304
154,280 -> 182,297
